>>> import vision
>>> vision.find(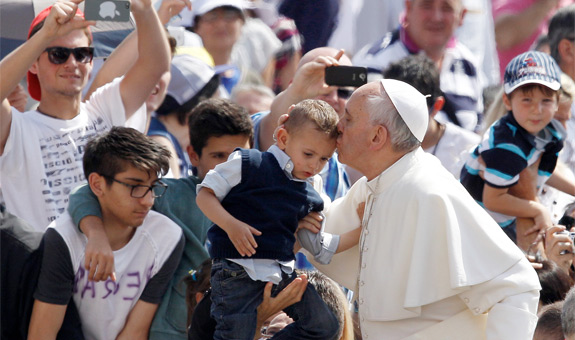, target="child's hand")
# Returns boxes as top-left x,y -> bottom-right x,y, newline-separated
83,218 -> 116,282
226,220 -> 262,257
296,211 -> 323,234
525,202 -> 553,238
